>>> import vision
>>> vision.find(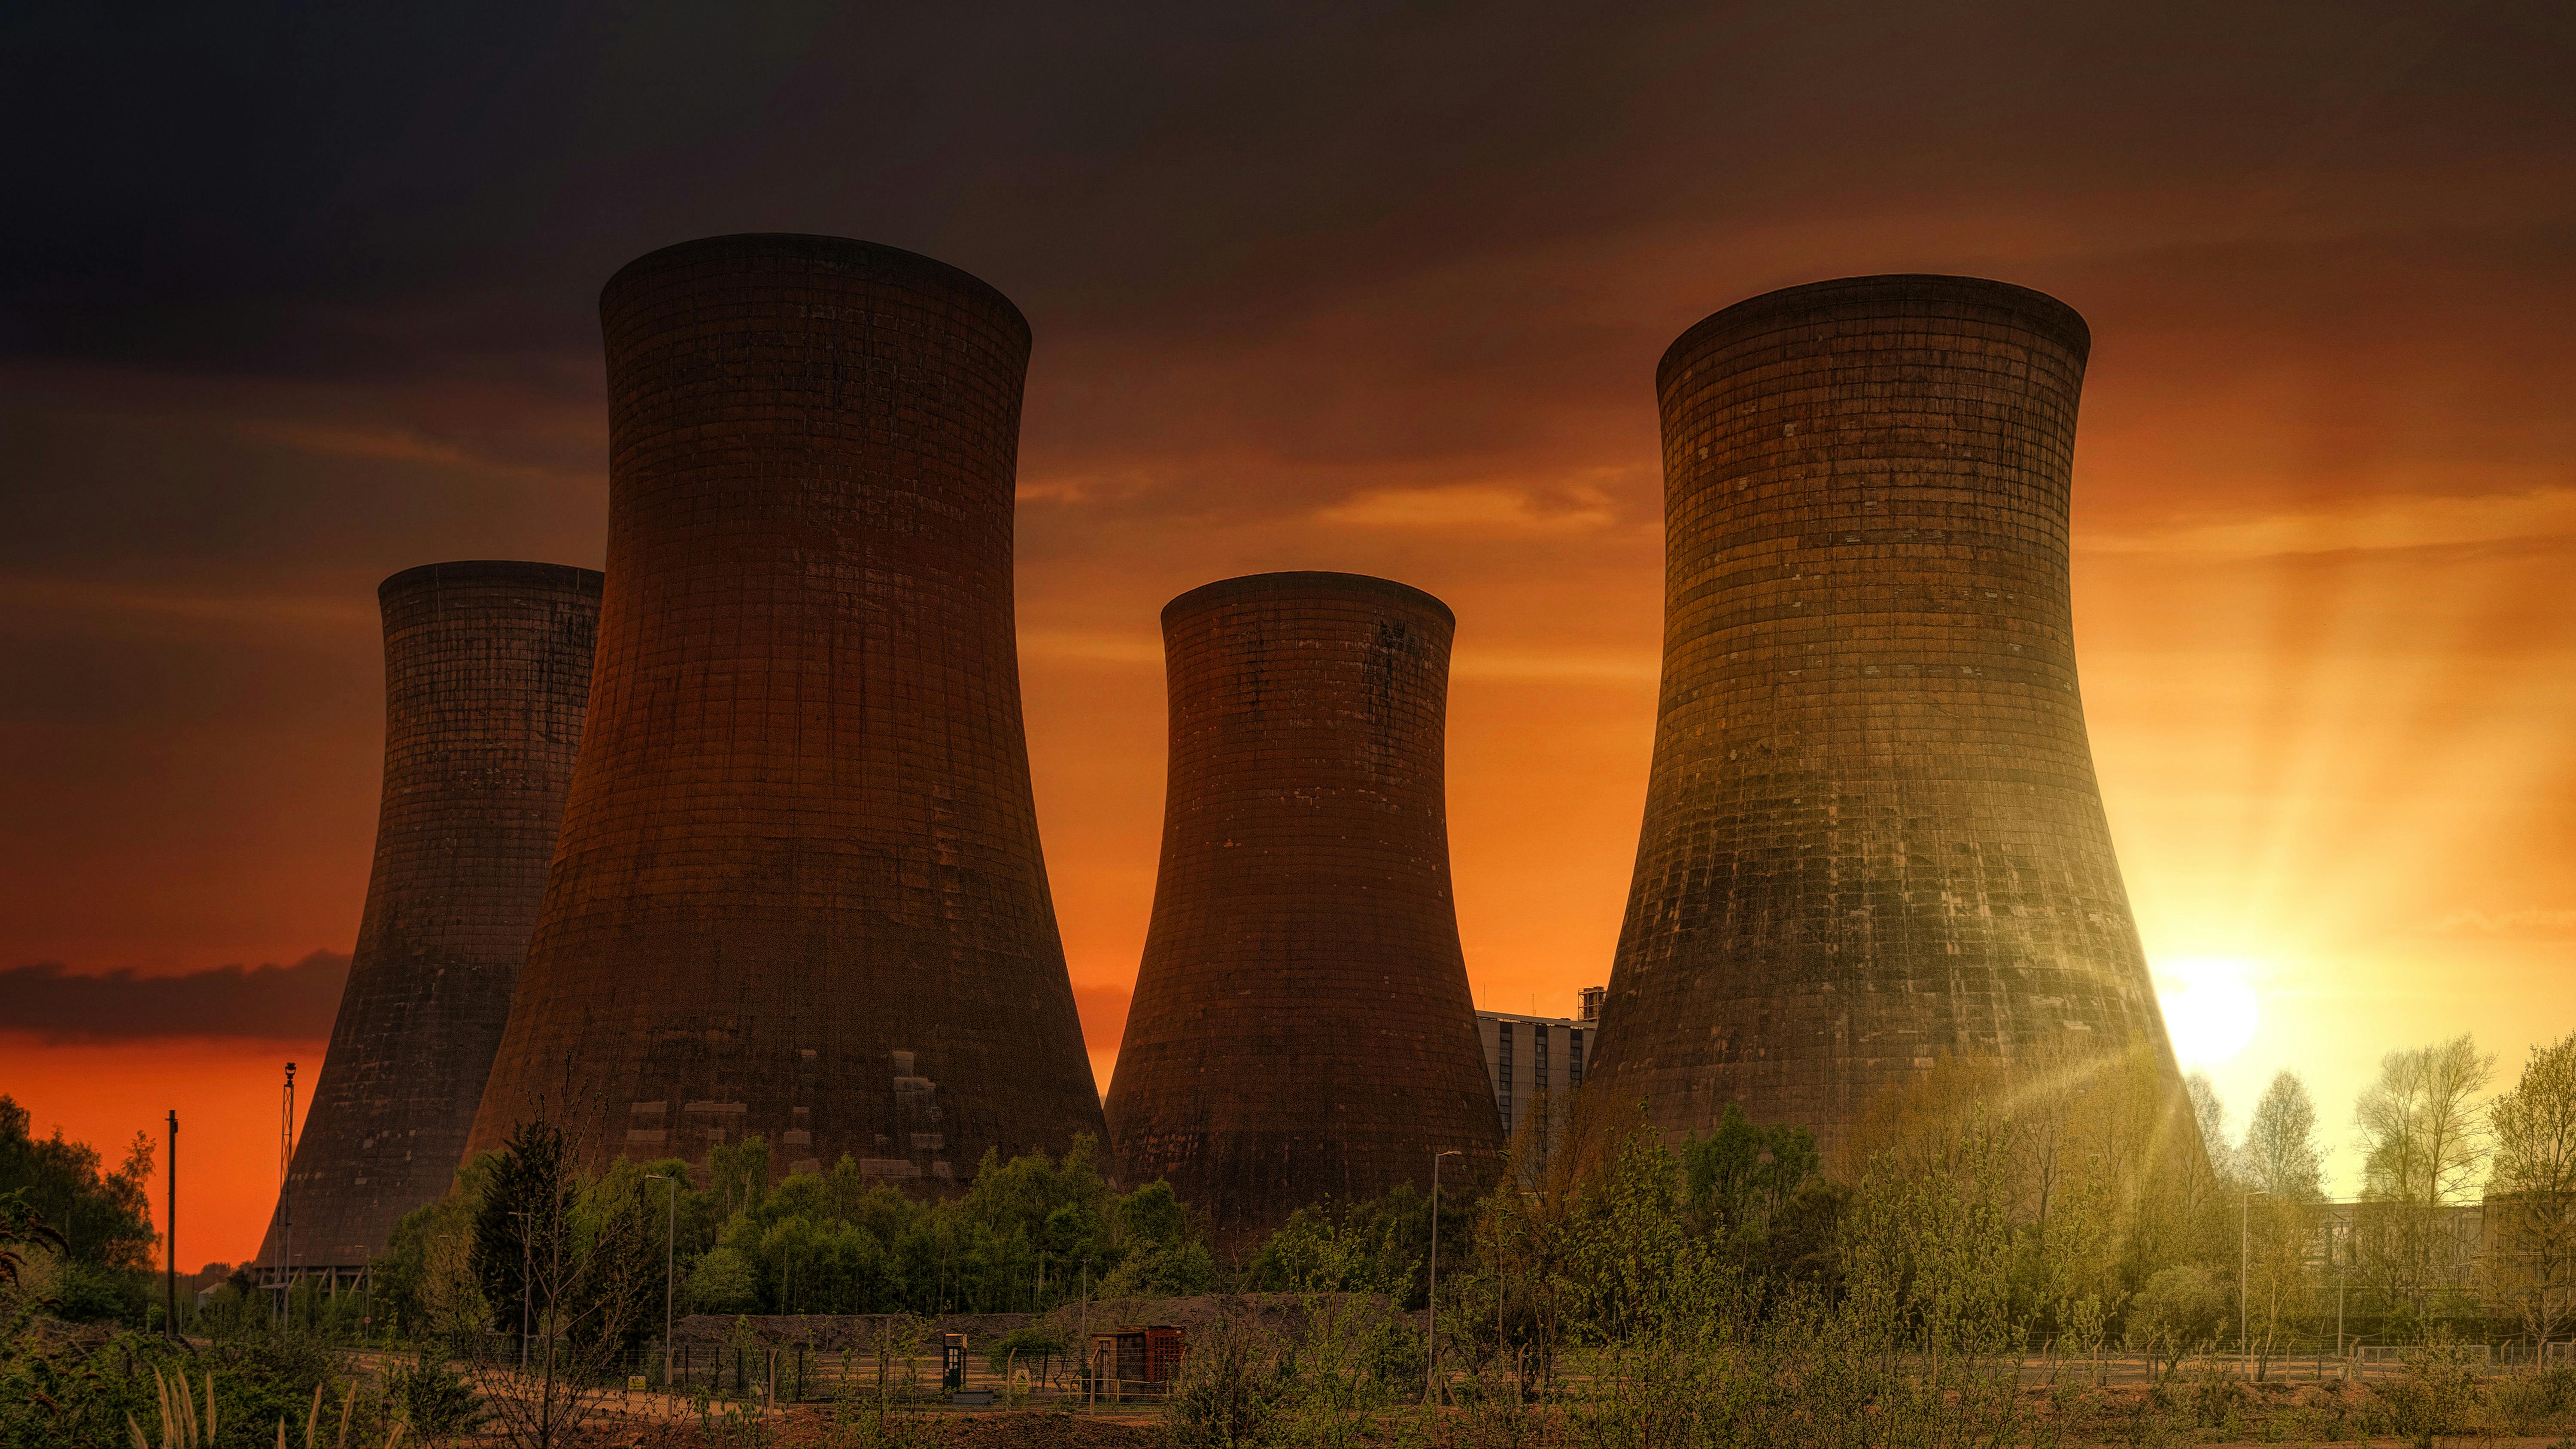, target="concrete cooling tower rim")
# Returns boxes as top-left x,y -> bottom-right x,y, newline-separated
1163,570 -> 1455,628
601,233 -> 1031,346
379,560 -> 605,600
1656,274 -> 2092,390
